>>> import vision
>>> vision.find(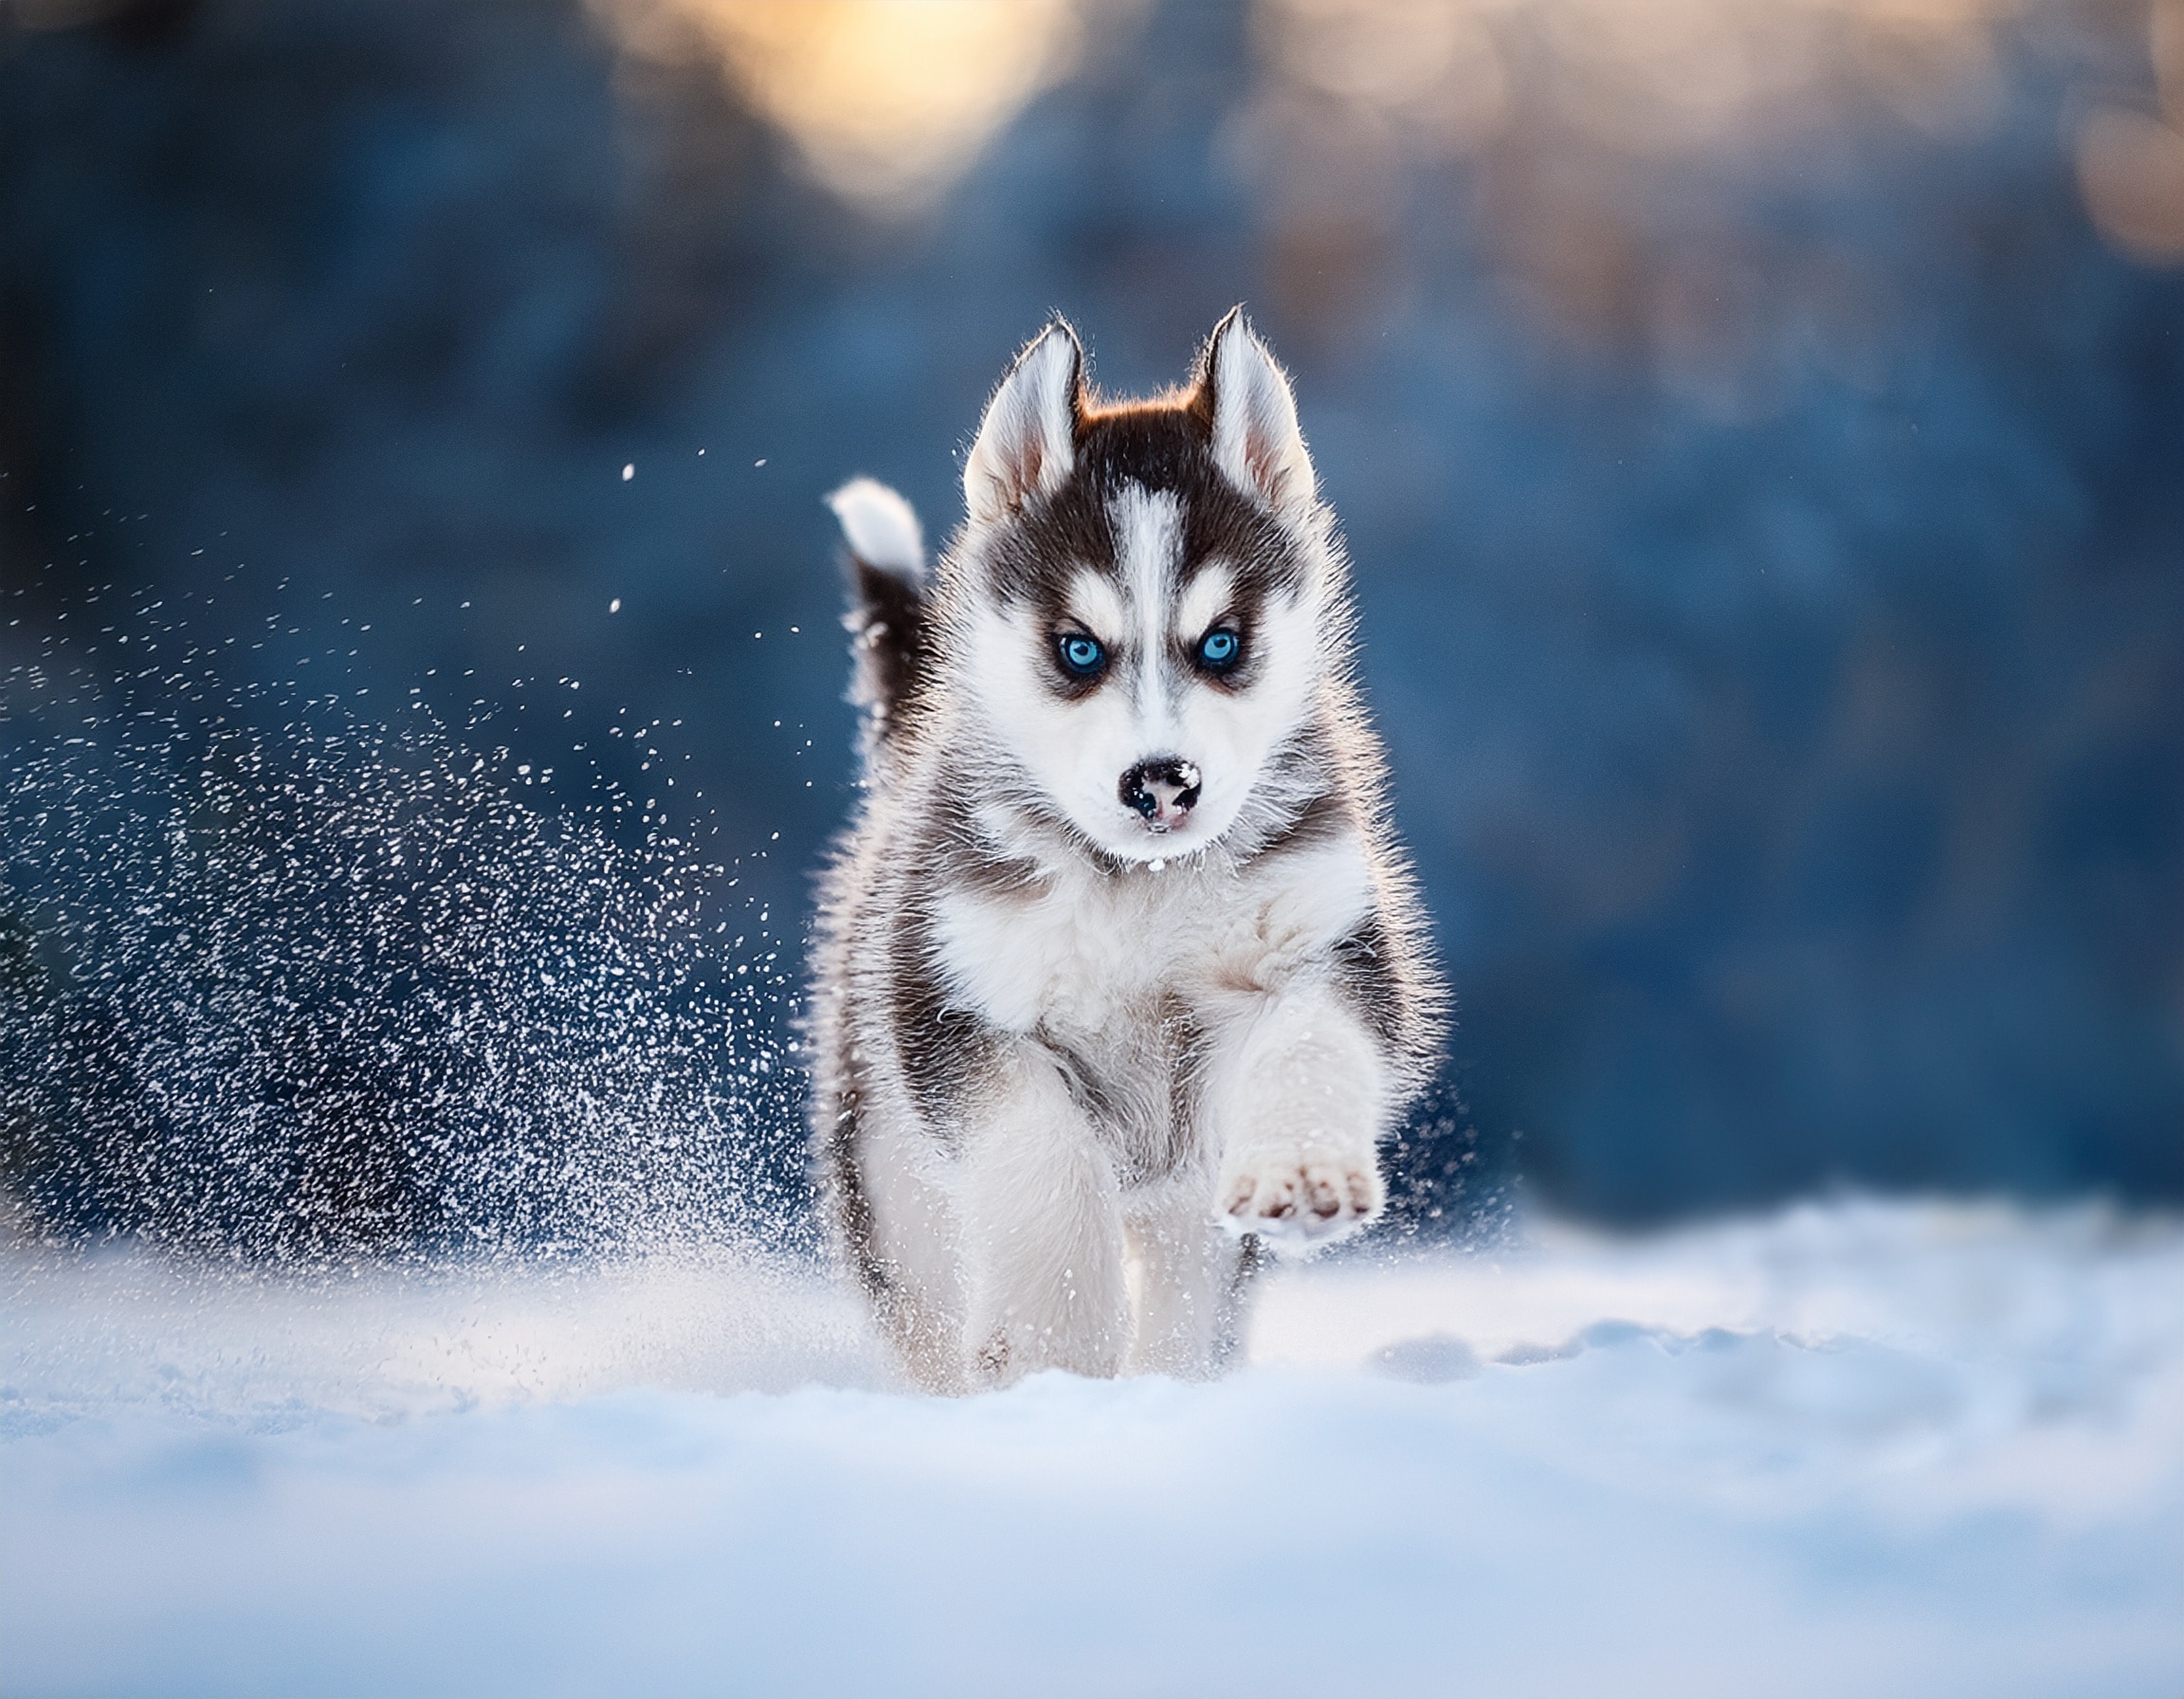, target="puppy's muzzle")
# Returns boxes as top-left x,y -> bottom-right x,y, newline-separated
1119,757 -> 1201,832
